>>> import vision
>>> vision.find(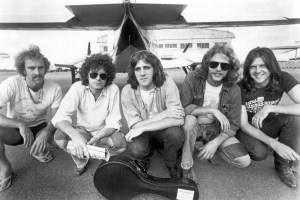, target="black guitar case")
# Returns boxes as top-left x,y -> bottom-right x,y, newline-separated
93,155 -> 199,200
